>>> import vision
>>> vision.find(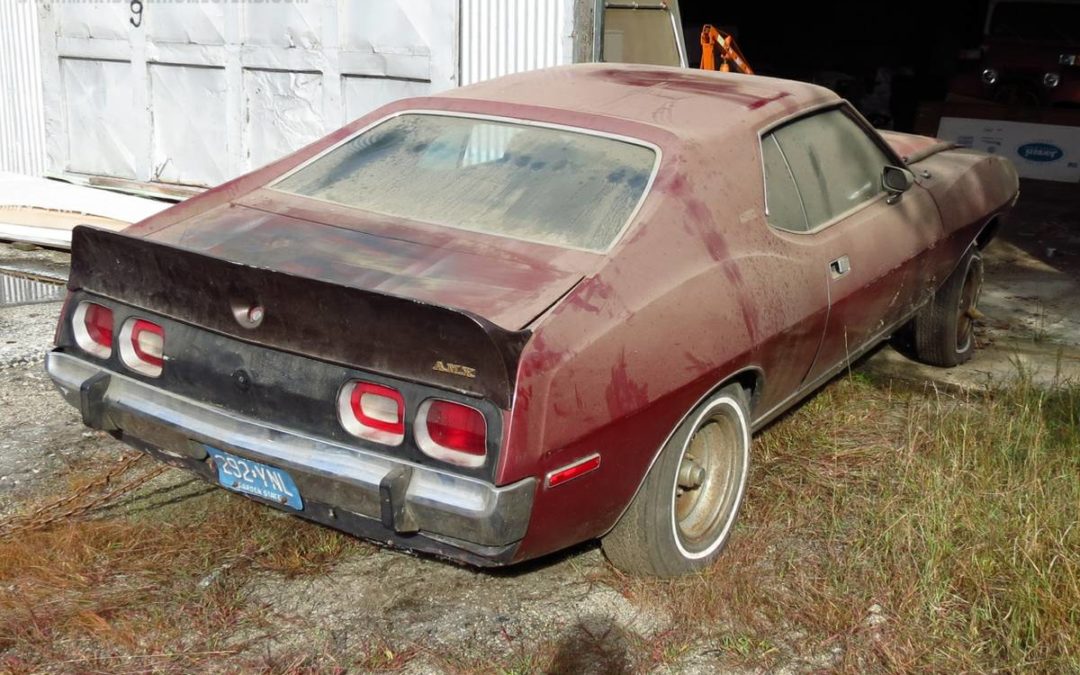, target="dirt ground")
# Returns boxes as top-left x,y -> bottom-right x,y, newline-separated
0,178 -> 1076,672
975,179 -> 1080,352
